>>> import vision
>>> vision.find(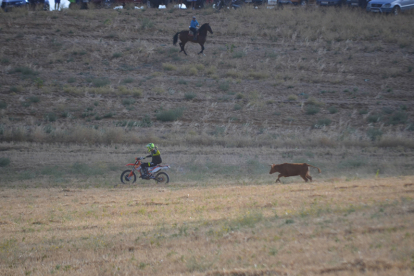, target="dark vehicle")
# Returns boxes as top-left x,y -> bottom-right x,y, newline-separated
1,0 -> 27,11
182,0 -> 205,9
1,0 -> 49,11
101,0 -> 146,8
146,0 -> 169,8
245,0 -> 264,6
316,0 -> 345,5
68,0 -> 89,9
278,0 -> 315,6
213,0 -> 226,9
214,0 -> 259,9
346,0 -> 367,7
366,0 -> 414,14
28,0 -> 50,10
